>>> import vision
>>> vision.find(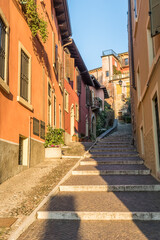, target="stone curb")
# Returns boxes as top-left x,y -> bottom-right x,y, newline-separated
8,156 -> 84,240
72,170 -> 150,175
59,185 -> 160,192
37,211 -> 160,221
